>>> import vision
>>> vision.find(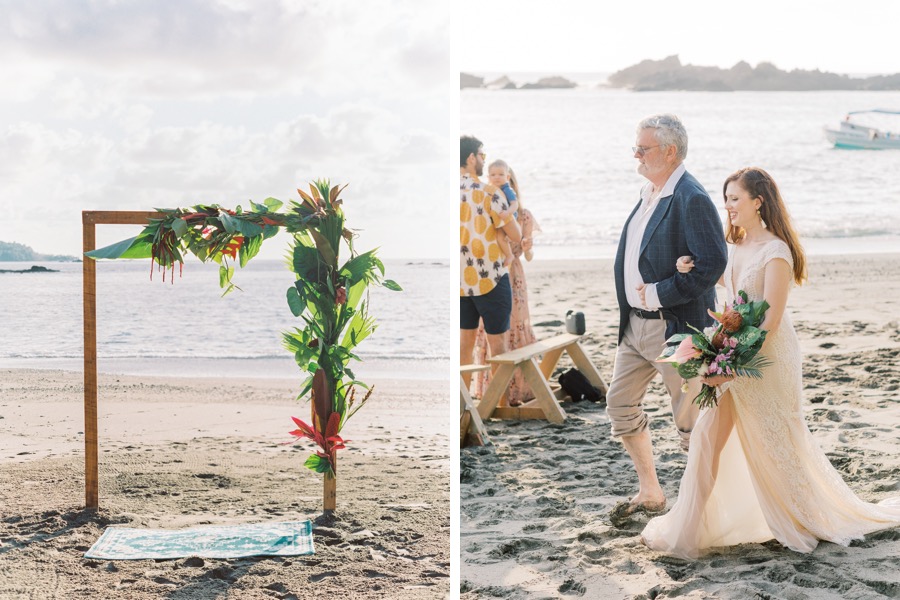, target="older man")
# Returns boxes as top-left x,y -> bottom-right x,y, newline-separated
607,114 -> 727,523
459,135 -> 522,389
